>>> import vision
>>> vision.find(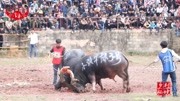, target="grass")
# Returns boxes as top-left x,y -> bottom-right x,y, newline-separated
126,51 -> 158,56
0,57 -> 50,68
